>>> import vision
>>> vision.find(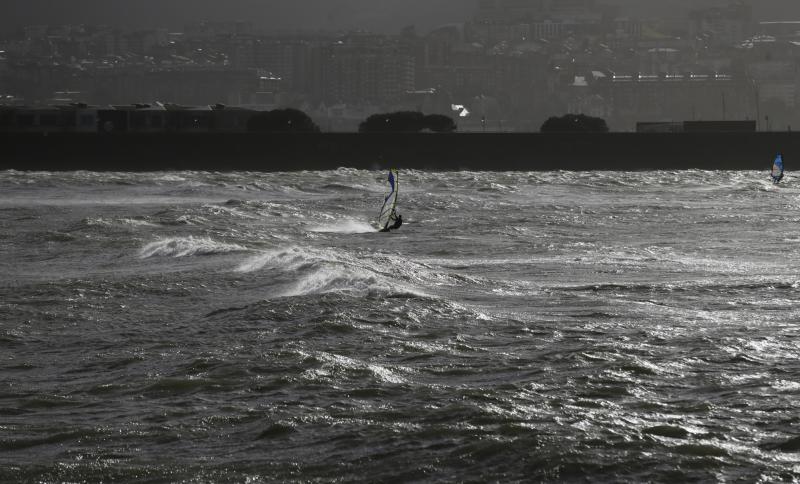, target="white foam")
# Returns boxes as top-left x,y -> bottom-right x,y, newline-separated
235,247 -> 310,273
771,380 -> 800,392
308,219 -> 376,234
119,218 -> 156,227
154,174 -> 187,182
236,245 -> 427,298
315,351 -> 408,384
173,215 -> 209,225
82,217 -> 111,227
284,265 -> 379,297
203,203 -> 258,220
139,236 -> 247,258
